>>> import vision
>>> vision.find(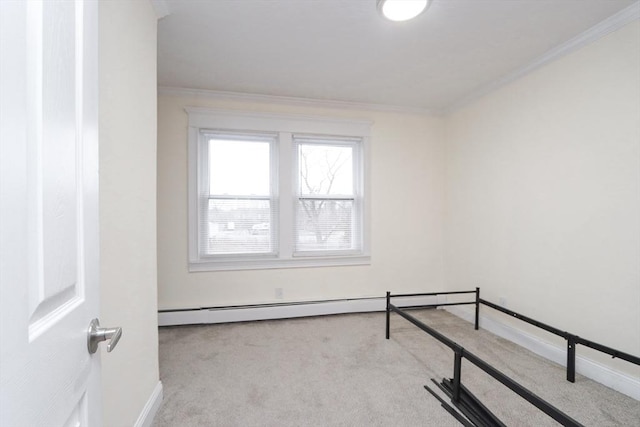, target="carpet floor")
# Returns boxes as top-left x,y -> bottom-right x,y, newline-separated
152,309 -> 639,426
